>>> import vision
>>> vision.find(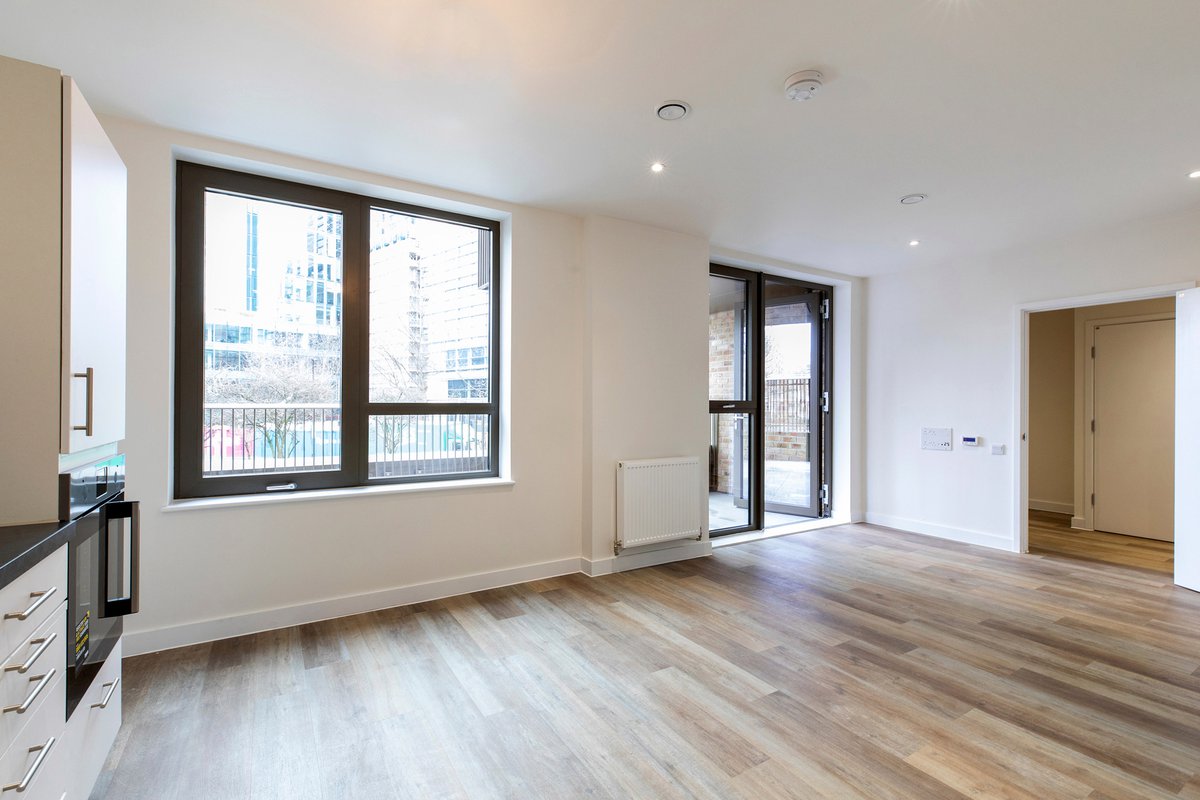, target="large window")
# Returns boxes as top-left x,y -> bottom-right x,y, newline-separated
175,163 -> 500,498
